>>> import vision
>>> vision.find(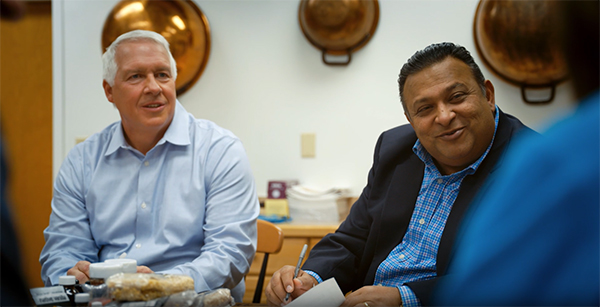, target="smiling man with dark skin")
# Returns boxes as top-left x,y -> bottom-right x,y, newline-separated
266,42 -> 534,307
405,57 -> 496,176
